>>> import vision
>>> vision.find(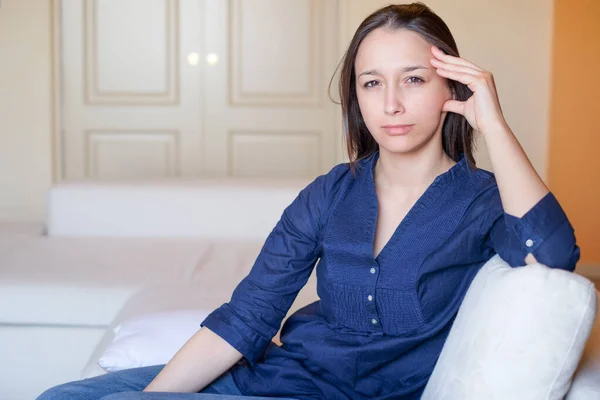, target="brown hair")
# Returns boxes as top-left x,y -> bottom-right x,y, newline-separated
330,2 -> 476,171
